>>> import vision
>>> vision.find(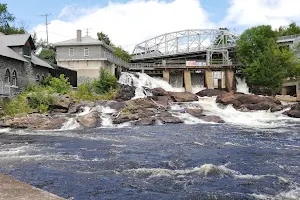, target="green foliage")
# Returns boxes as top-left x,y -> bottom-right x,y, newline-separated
276,22 -> 300,36
113,46 -> 131,62
25,85 -> 55,113
39,49 -> 56,64
0,3 -> 25,34
93,68 -> 118,94
236,25 -> 277,67
48,74 -> 71,94
237,25 -> 300,94
72,82 -> 96,101
41,74 -> 52,86
4,94 -> 30,116
97,31 -> 111,45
